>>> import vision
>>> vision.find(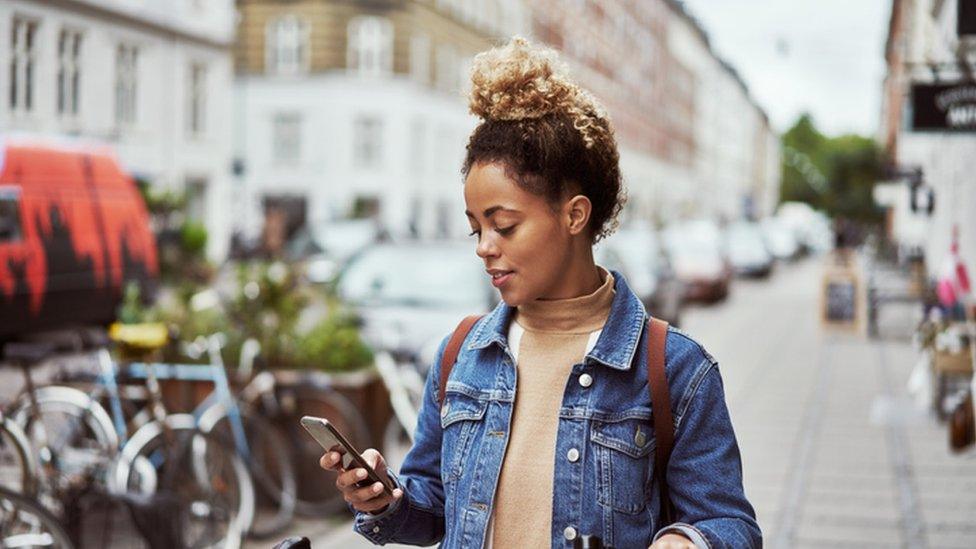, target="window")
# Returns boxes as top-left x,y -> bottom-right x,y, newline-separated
266,15 -> 309,75
187,63 -> 206,135
353,116 -> 383,168
0,188 -> 22,242
410,33 -> 431,83
273,112 -> 302,165
347,16 -> 393,76
185,178 -> 208,223
435,44 -> 458,92
115,44 -> 138,125
57,29 -> 83,117
9,17 -> 38,113
410,118 -> 426,174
